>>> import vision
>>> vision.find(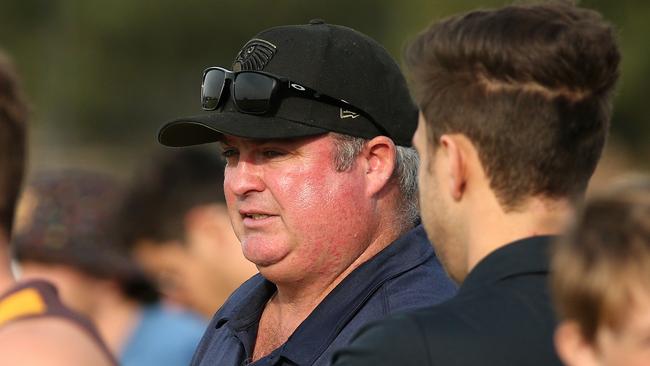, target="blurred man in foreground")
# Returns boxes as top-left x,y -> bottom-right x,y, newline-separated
14,169 -> 206,366
119,147 -> 257,319
333,2 -> 620,365
0,50 -> 115,365
158,20 -> 456,365
553,176 -> 650,366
